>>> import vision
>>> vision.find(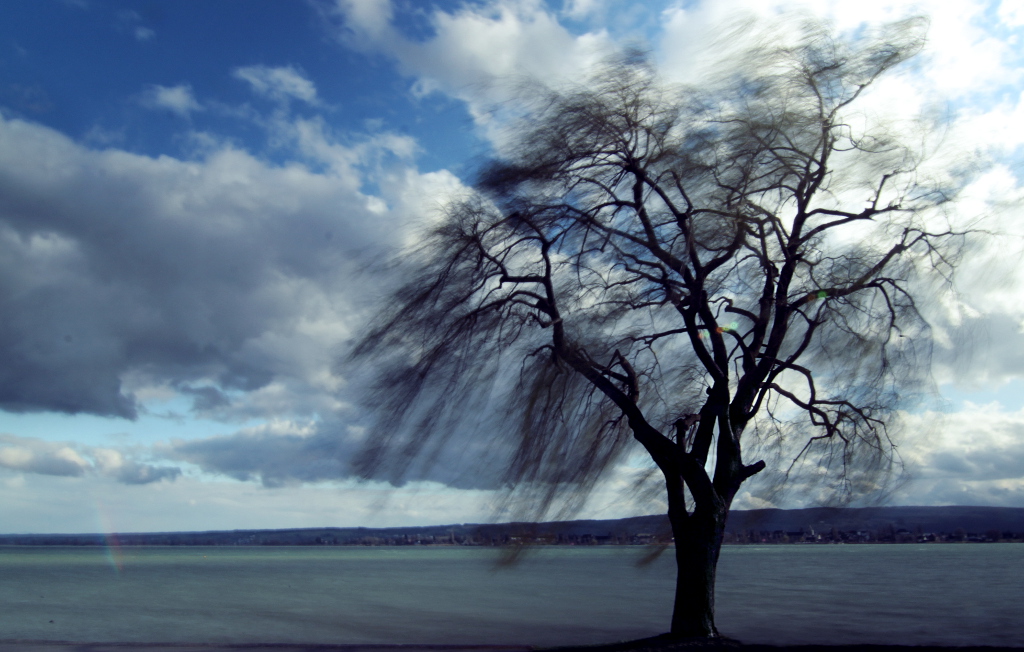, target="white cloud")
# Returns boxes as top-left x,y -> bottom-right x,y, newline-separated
0,434 -> 179,484
334,0 -> 393,40
0,105 -> 470,429
1001,0 -> 1024,28
656,2 -> 779,86
140,84 -> 202,117
562,0 -> 604,20
233,65 -> 319,104
654,0 -> 1011,96
331,0 -> 613,134
0,441 -> 86,477
335,0 -> 1021,164
953,94 -> 1024,156
924,1 -> 1022,96
890,404 -> 1024,506
290,116 -> 420,176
